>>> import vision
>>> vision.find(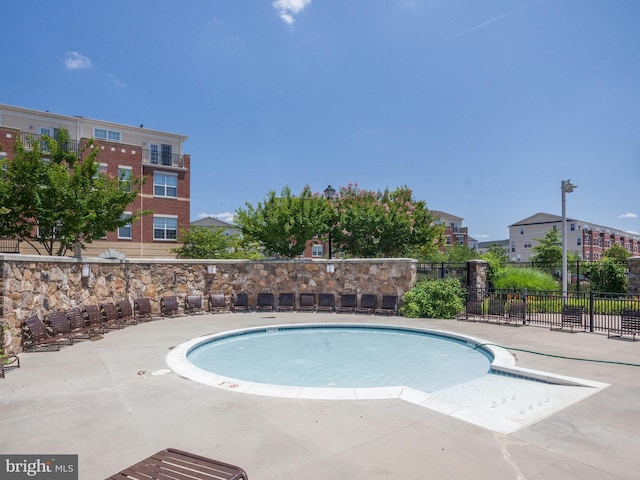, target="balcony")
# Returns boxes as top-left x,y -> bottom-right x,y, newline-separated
0,237 -> 20,253
20,133 -> 80,155
141,149 -> 185,169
